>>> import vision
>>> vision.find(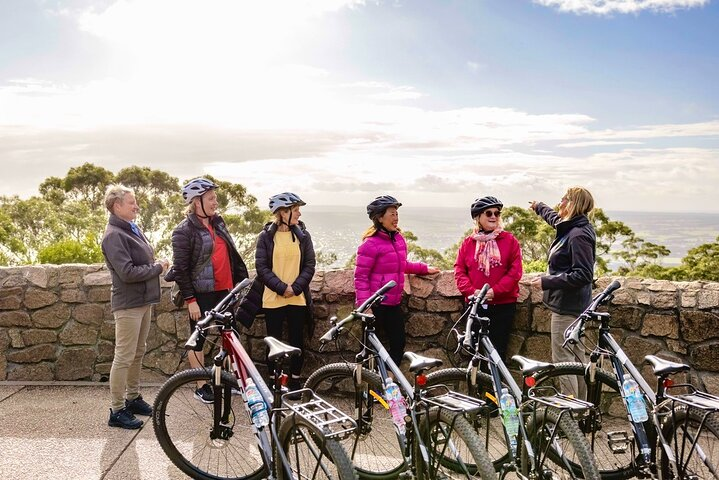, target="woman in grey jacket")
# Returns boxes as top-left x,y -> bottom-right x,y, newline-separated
101,185 -> 169,429
529,186 -> 596,398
